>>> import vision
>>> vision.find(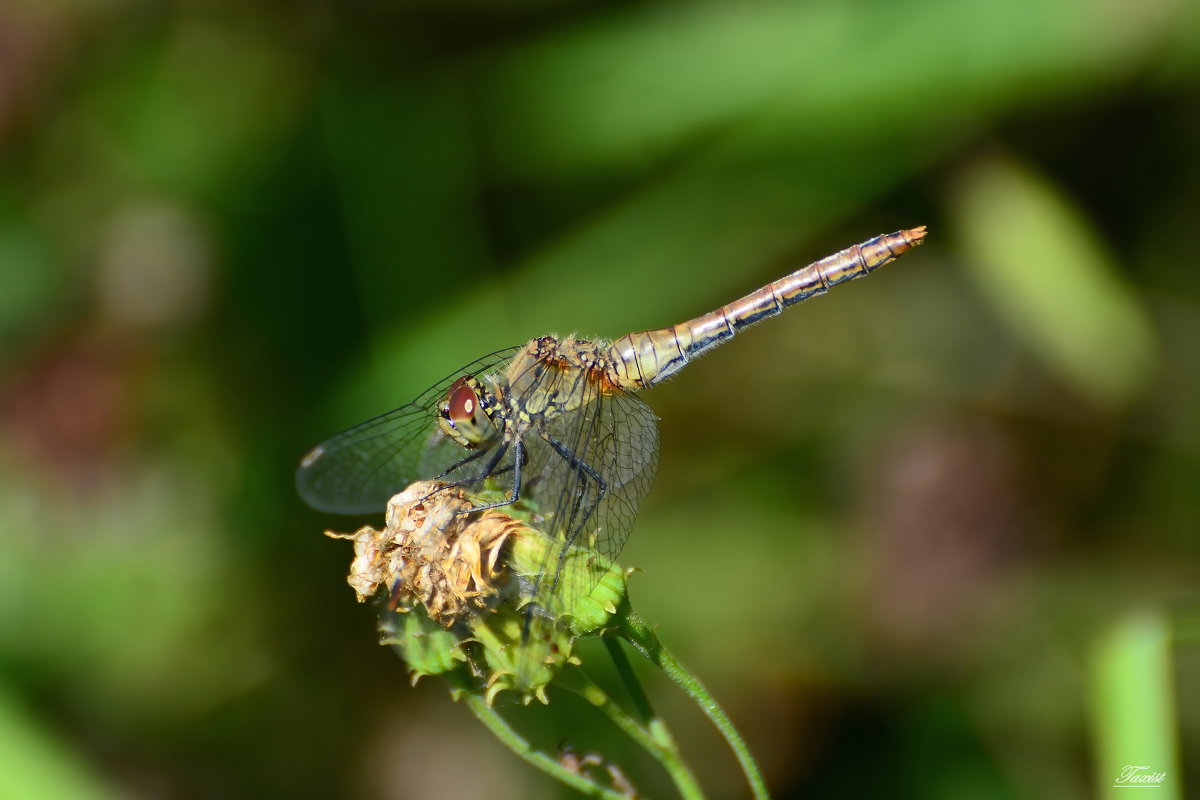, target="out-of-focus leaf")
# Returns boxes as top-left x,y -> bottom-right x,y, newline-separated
950,156 -> 1159,406
0,685 -> 118,800
479,0 -> 1183,177
1091,611 -> 1181,800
